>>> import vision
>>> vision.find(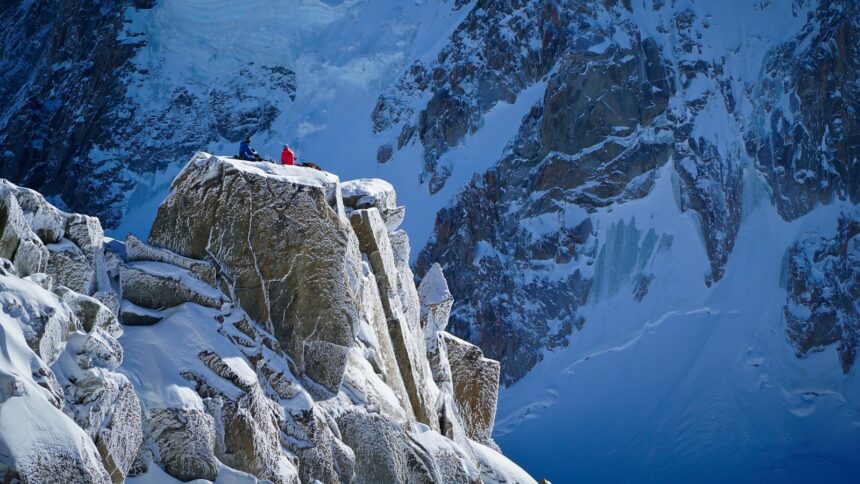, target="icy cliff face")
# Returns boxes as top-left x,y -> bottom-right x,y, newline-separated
0,156 -> 532,483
